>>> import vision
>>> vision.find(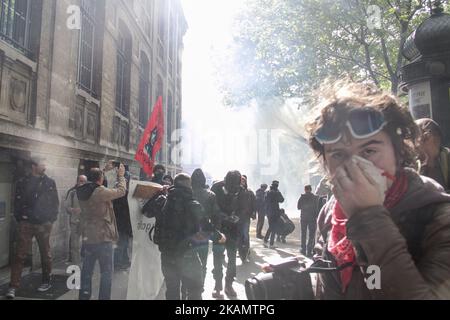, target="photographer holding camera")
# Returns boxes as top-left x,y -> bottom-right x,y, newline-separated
77,164 -> 127,300
303,79 -> 450,299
